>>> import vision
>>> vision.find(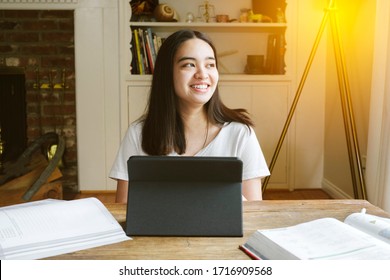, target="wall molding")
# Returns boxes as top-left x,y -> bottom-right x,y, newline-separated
322,178 -> 352,199
0,0 -> 77,3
